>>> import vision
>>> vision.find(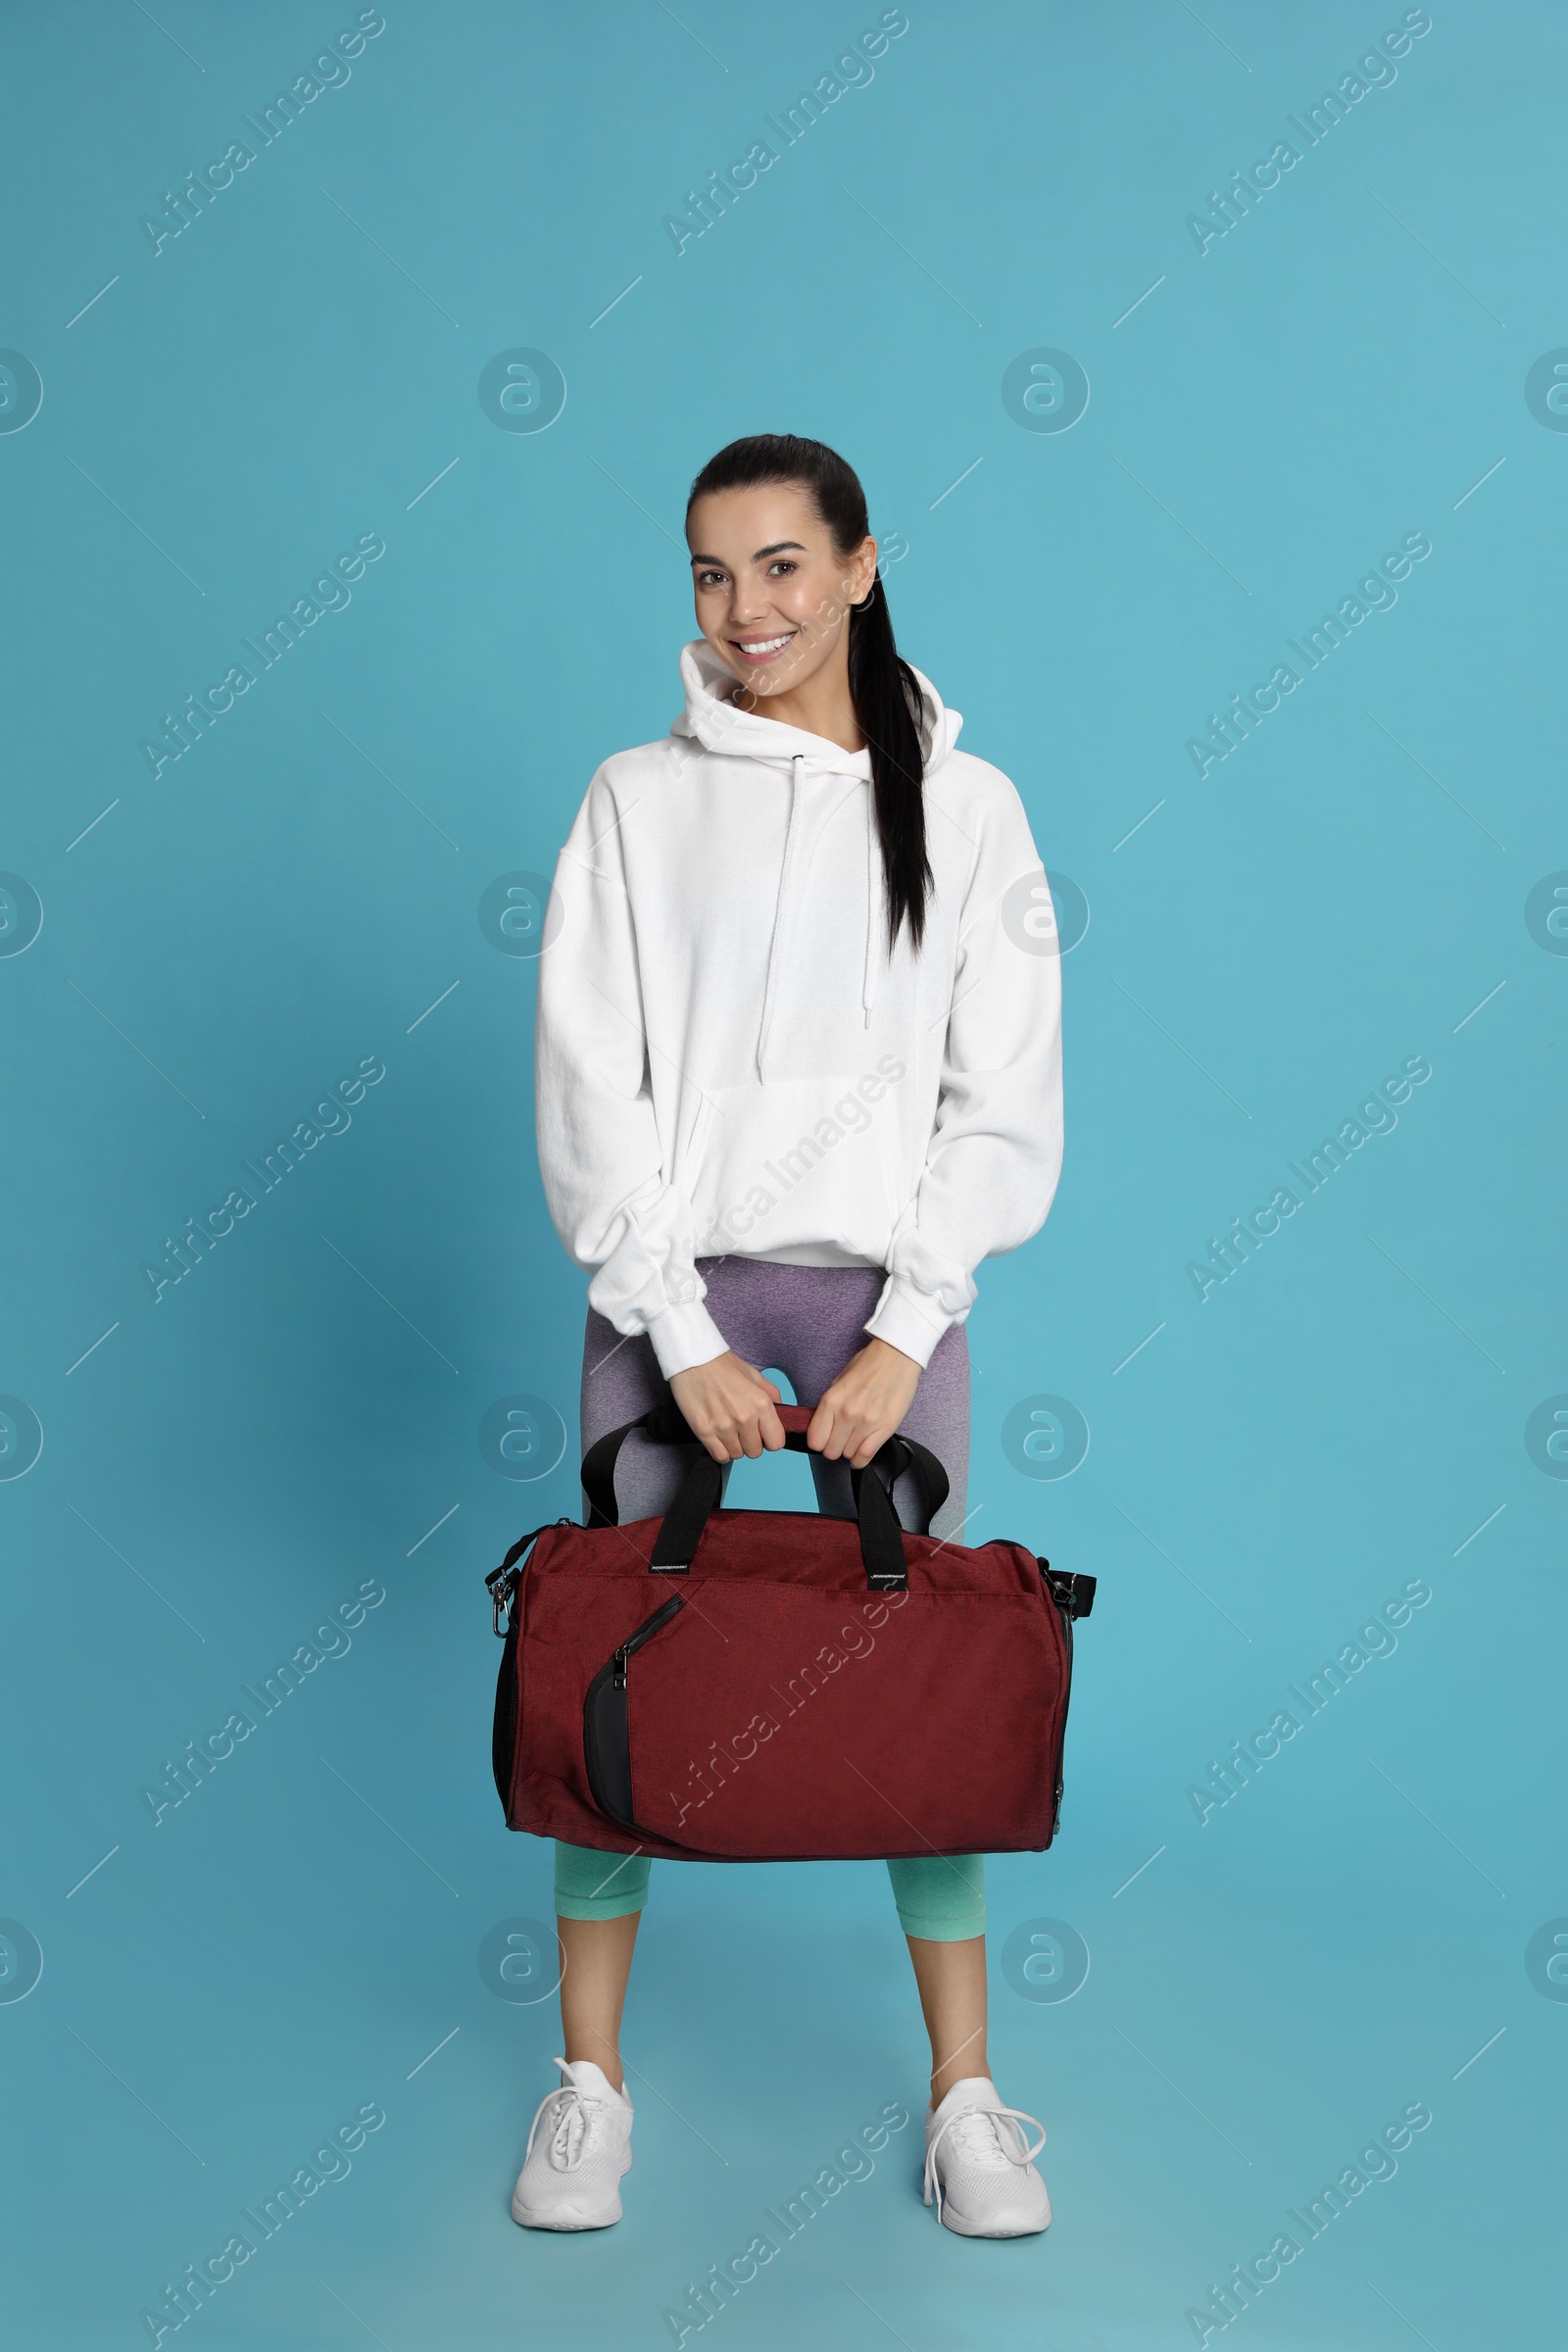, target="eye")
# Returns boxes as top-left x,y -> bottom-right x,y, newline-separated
767,560 -> 798,576
695,568 -> 726,589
